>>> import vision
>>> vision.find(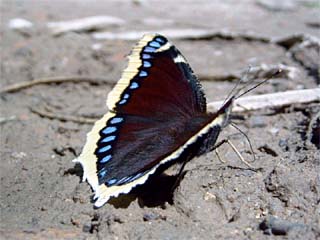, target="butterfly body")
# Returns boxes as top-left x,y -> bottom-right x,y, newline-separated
74,34 -> 233,207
